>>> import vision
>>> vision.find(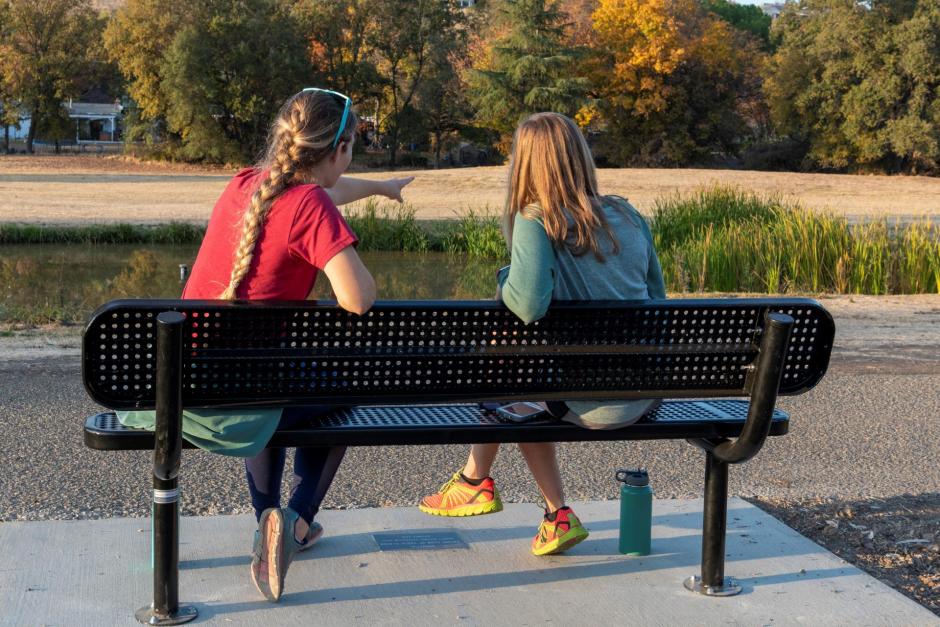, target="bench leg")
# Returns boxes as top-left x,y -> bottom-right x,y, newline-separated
683,451 -> 742,596
135,312 -> 198,625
